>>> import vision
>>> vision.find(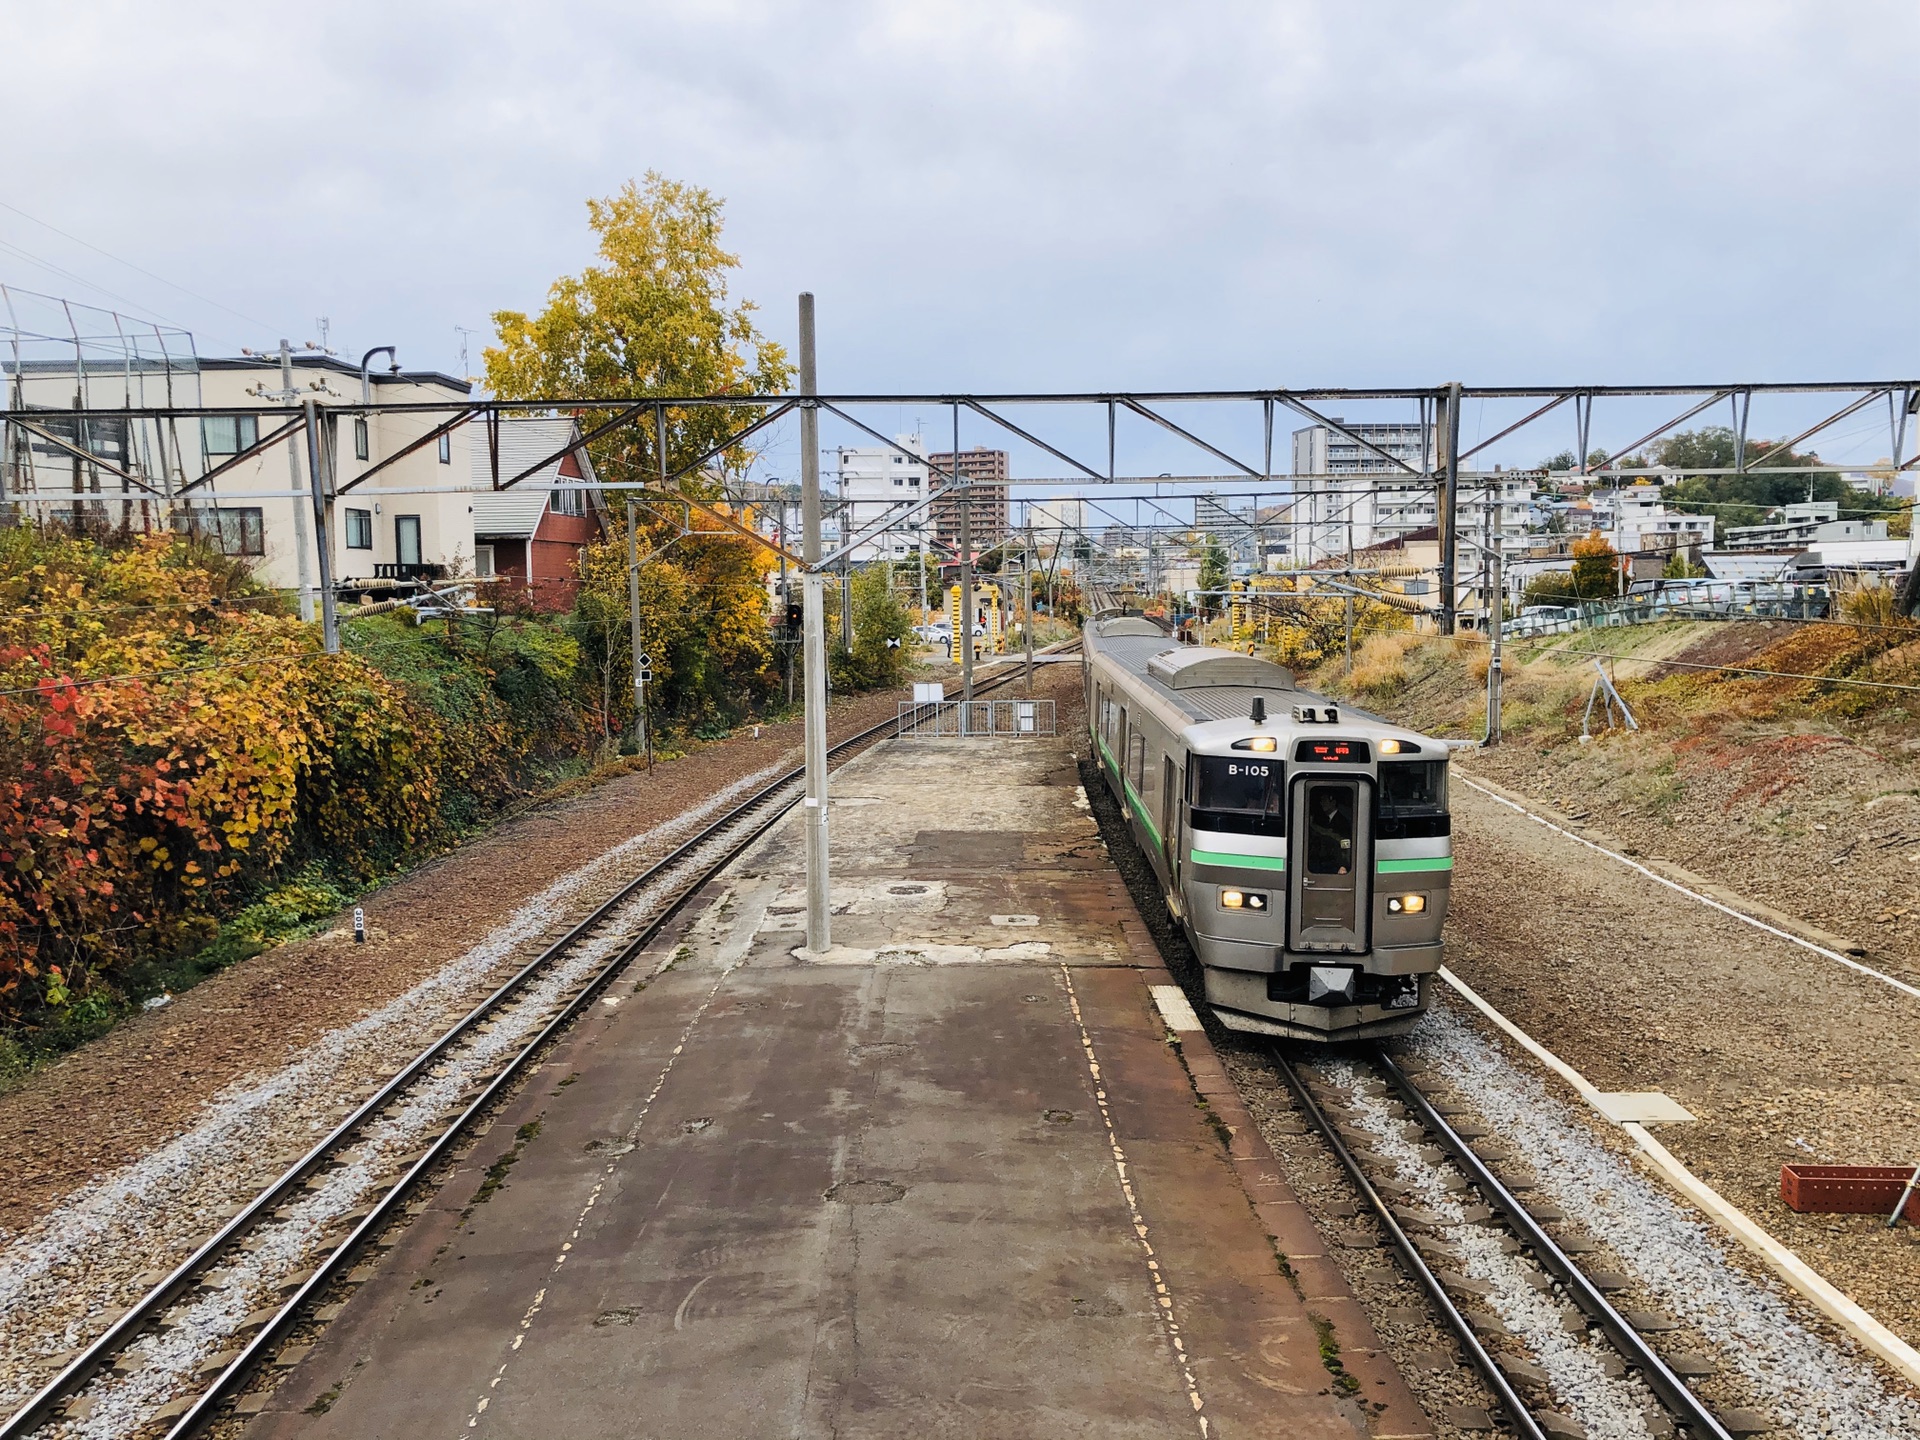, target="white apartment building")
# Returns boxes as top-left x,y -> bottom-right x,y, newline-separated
1024,498 -> 1088,551
4,350 -> 476,599
1721,500 -> 1882,551
835,433 -> 928,562
1592,487 -> 1717,555
1288,421 -> 1535,561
